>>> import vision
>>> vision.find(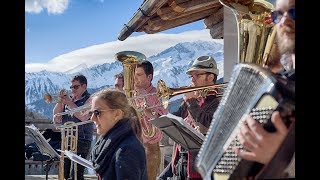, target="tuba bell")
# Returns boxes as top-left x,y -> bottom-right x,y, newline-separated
115,51 -> 146,98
